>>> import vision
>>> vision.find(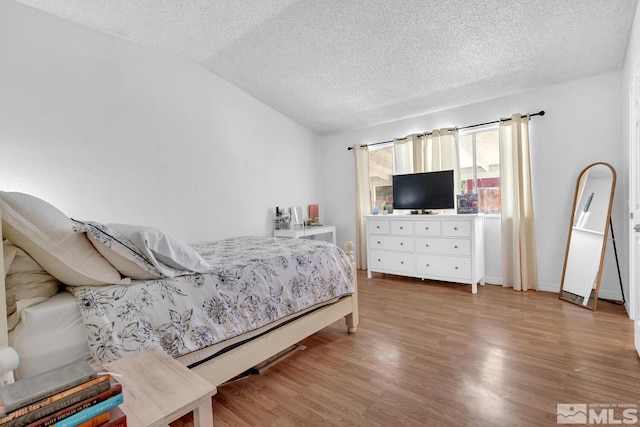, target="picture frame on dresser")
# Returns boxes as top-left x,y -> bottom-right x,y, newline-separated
456,193 -> 479,214
366,214 -> 485,293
